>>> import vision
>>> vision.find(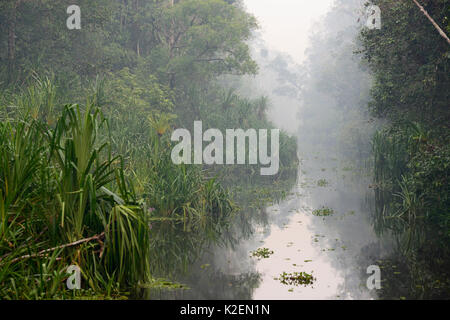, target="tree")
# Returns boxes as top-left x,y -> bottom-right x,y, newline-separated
360,0 -> 450,125
138,0 -> 258,89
